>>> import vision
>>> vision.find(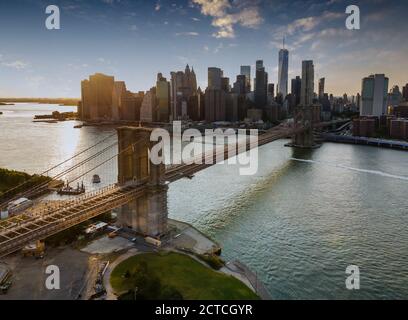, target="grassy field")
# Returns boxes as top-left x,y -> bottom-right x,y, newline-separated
110,252 -> 259,300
